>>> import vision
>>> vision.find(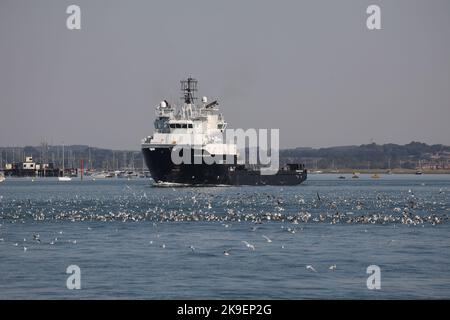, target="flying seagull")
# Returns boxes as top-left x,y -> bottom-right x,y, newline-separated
306,265 -> 317,272
242,241 -> 255,251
